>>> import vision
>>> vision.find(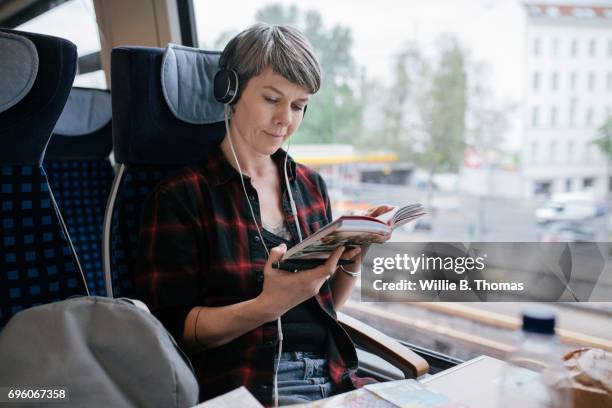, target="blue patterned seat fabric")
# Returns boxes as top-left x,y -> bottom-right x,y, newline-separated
45,160 -> 113,295
44,87 -> 114,296
0,166 -> 85,327
0,29 -> 86,327
109,165 -> 177,297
